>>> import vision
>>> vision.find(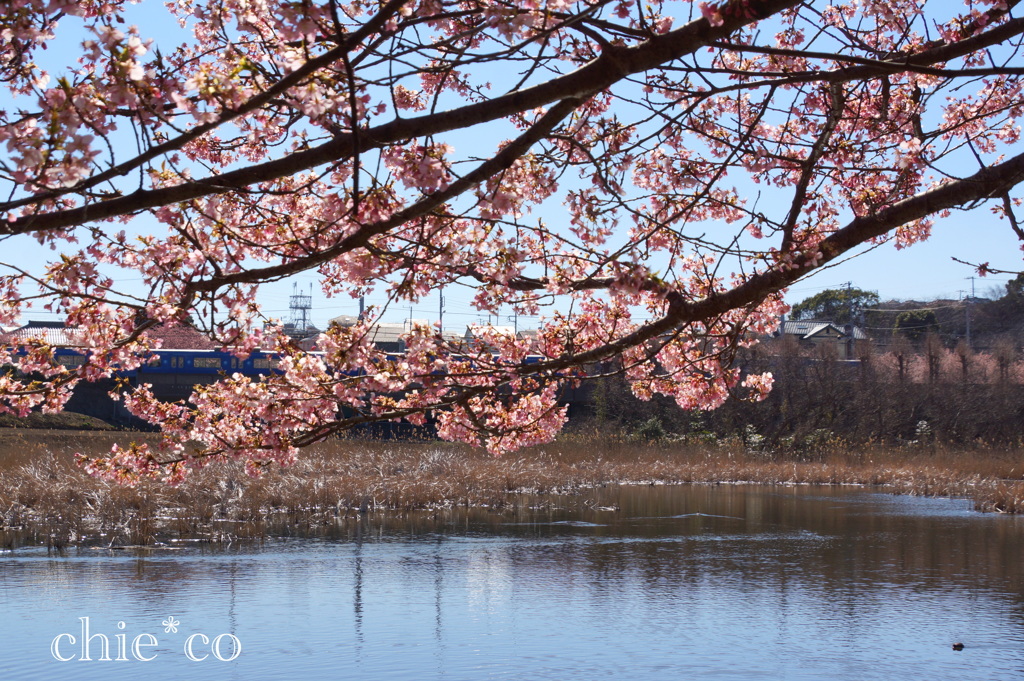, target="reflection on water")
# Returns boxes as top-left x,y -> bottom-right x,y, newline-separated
2,485 -> 1023,680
